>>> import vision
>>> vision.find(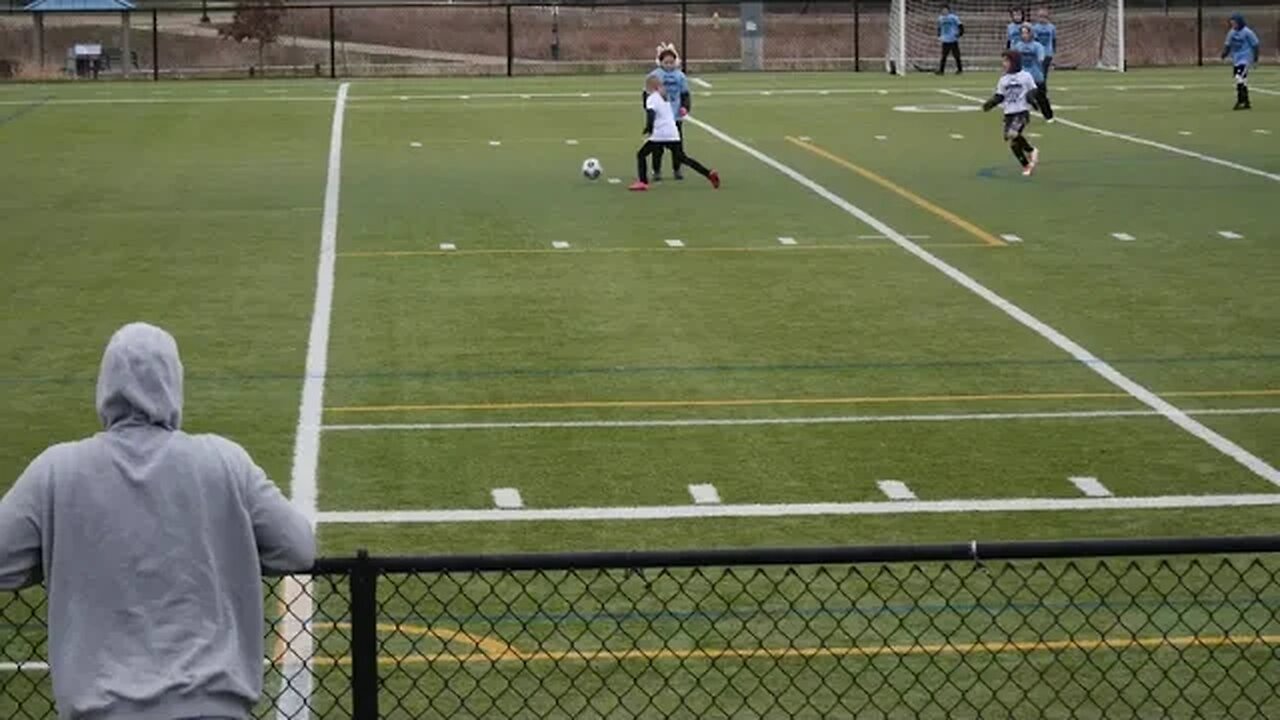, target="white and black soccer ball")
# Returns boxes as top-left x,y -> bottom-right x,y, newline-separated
581,157 -> 603,180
